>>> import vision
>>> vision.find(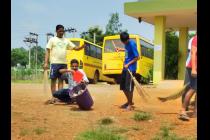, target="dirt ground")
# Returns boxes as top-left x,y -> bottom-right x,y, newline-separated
11,80 -> 196,140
